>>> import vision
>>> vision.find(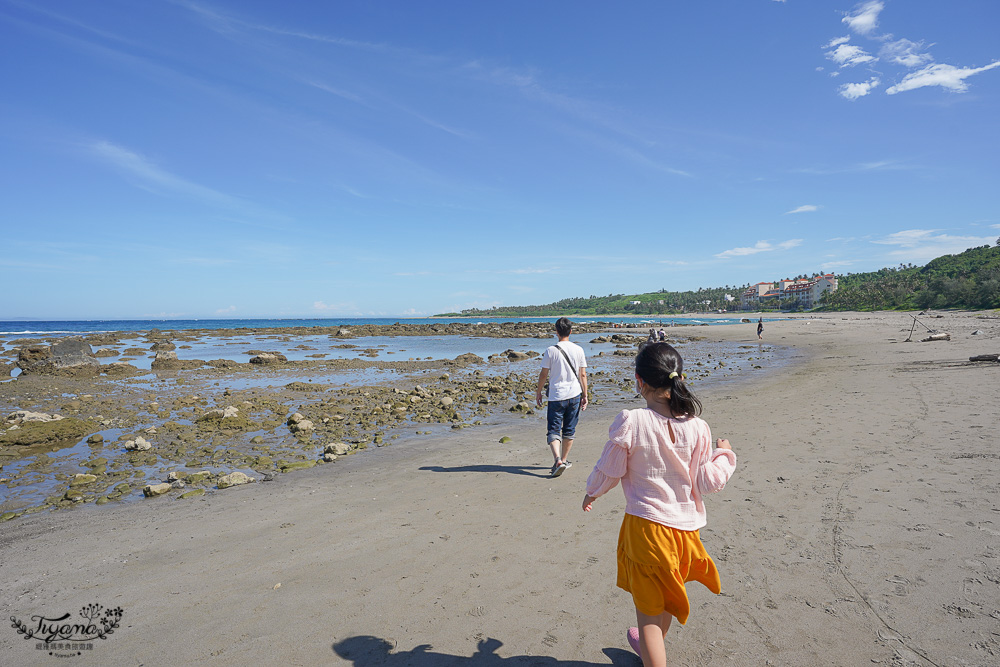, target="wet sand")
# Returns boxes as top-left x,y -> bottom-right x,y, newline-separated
1,312 -> 998,666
